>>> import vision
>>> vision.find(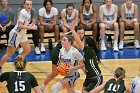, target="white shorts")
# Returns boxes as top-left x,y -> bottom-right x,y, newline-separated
131,76 -> 140,93
8,29 -> 28,48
